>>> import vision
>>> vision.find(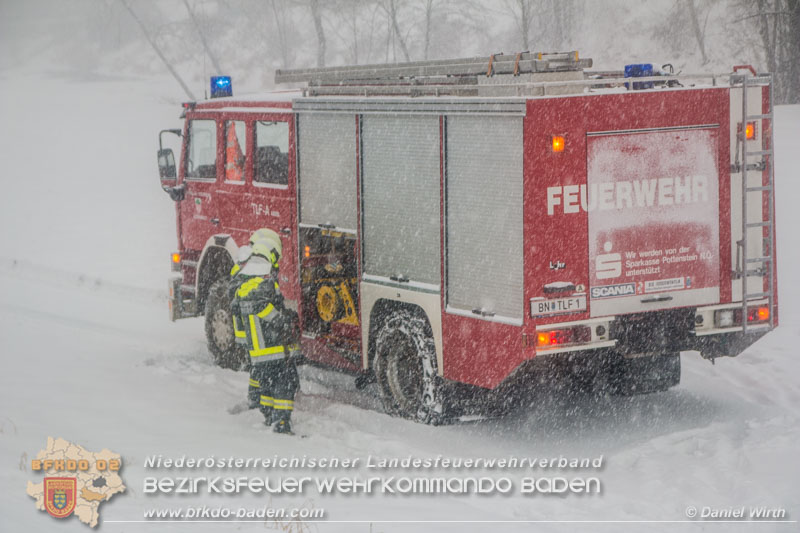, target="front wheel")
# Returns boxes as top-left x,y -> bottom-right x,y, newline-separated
204,278 -> 248,370
373,308 -> 445,424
